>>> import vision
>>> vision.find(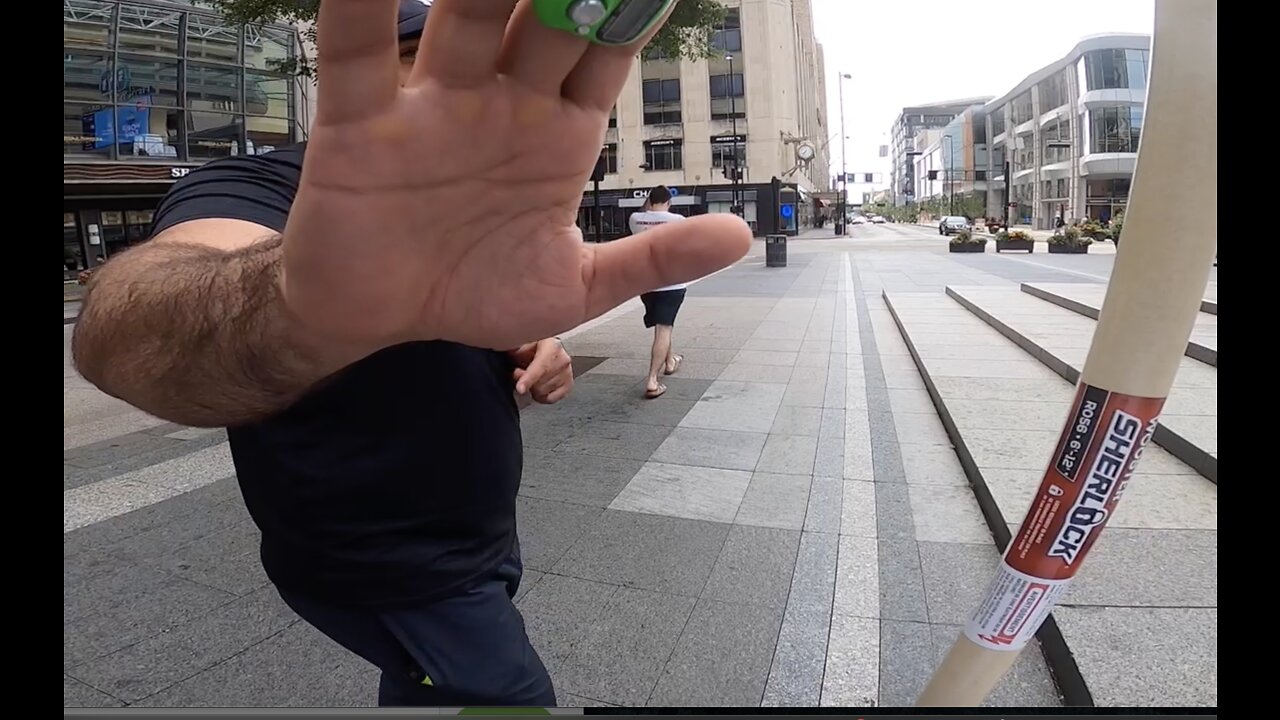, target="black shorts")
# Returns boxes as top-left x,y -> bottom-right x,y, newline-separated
640,289 -> 686,328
